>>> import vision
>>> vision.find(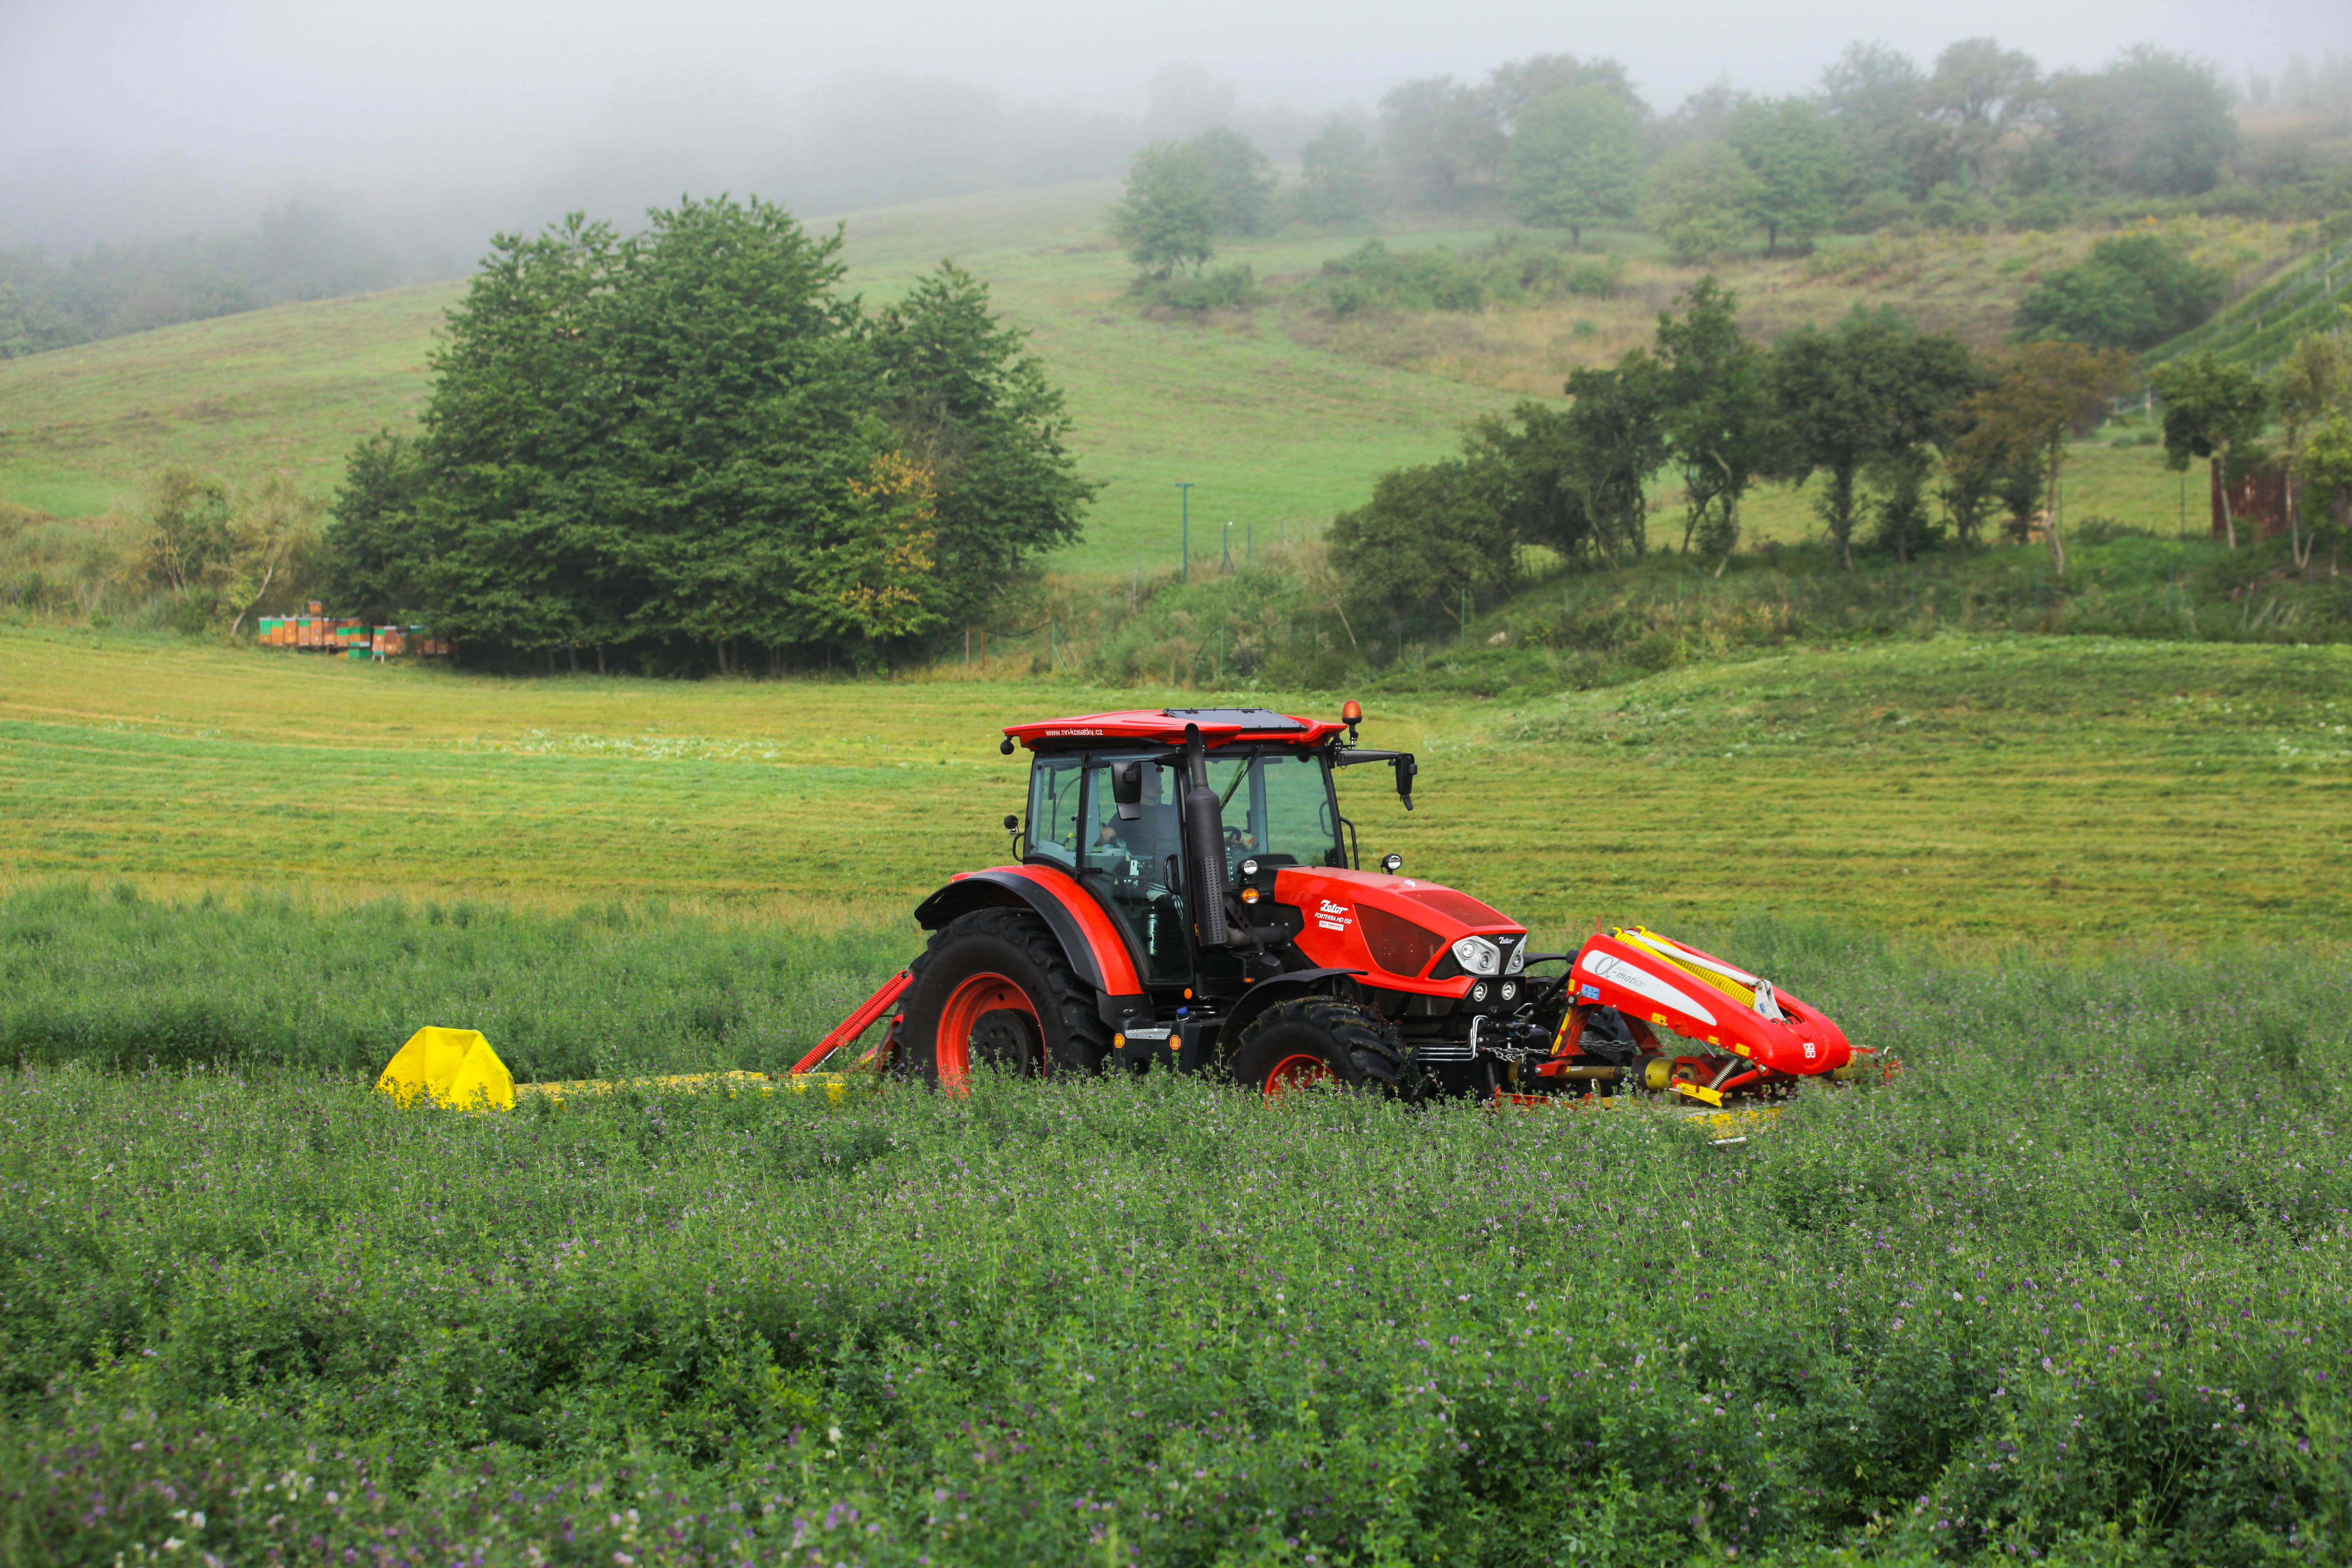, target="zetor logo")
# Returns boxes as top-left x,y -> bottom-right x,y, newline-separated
1315,899 -> 1352,933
